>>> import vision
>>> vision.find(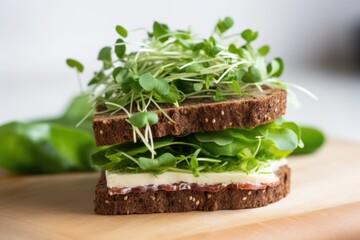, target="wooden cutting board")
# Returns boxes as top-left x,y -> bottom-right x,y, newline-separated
1,139 -> 360,240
